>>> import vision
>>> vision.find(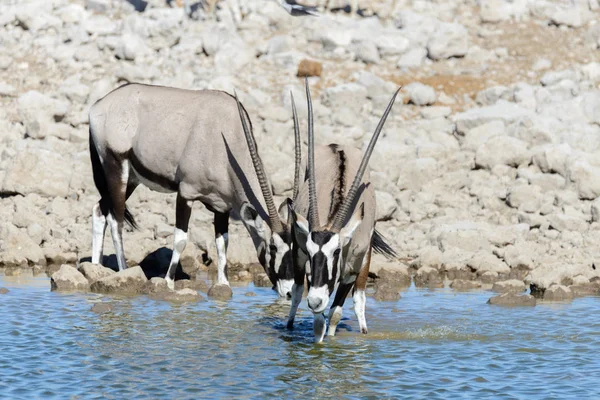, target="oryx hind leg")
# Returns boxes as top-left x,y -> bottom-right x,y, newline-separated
164,194 -> 192,290
104,158 -> 131,271
327,280 -> 354,336
353,247 -> 372,334
91,202 -> 107,264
